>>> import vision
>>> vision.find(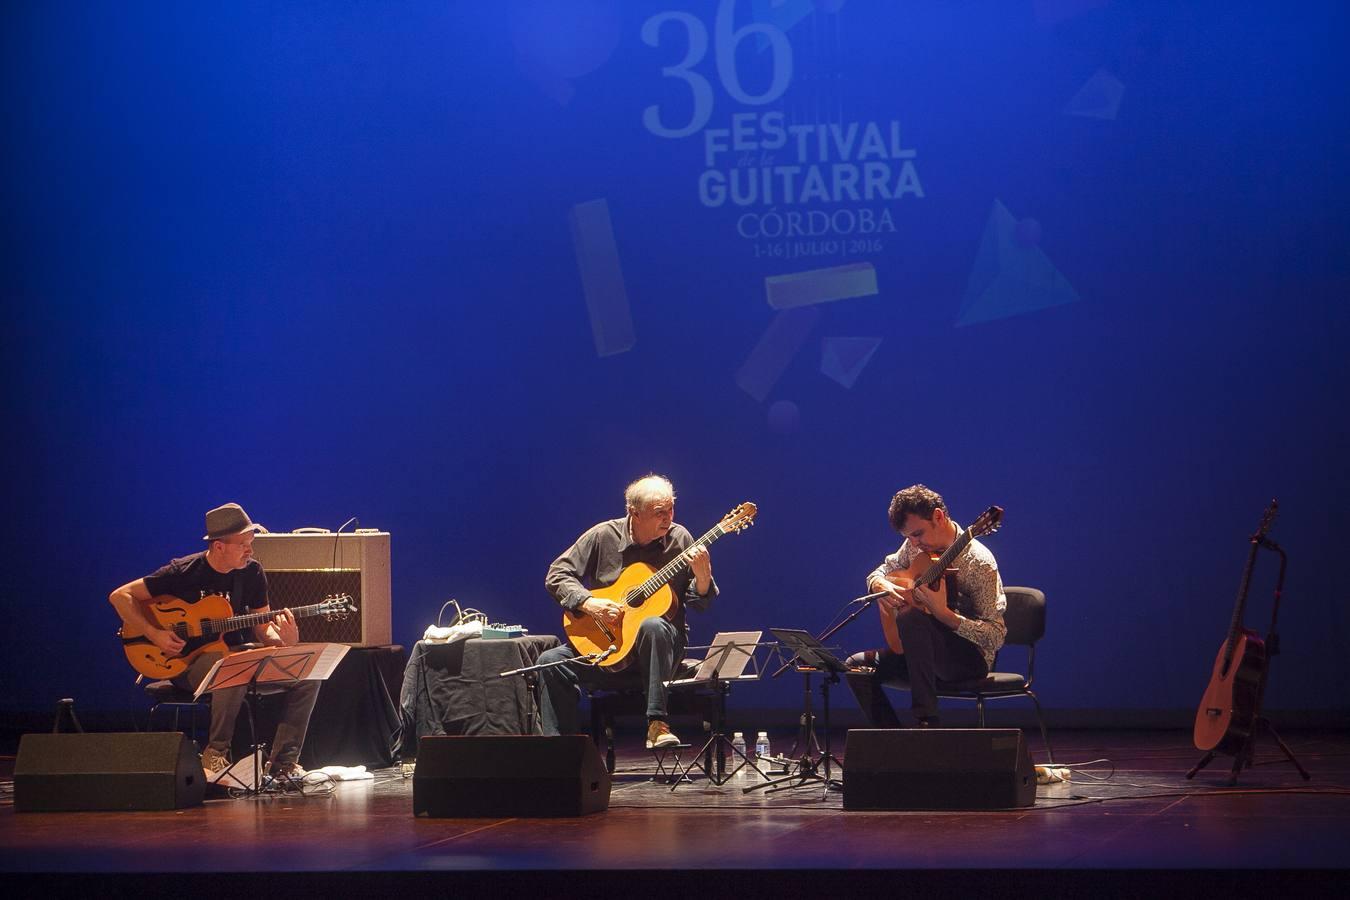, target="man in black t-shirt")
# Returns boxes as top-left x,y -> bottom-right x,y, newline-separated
109,503 -> 320,779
